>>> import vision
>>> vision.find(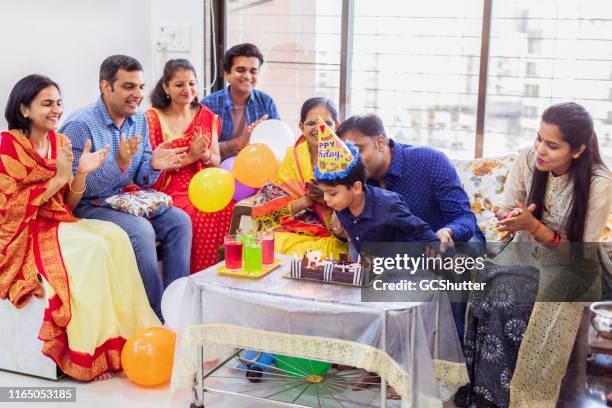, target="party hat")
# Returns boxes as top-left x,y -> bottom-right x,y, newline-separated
314,116 -> 359,180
